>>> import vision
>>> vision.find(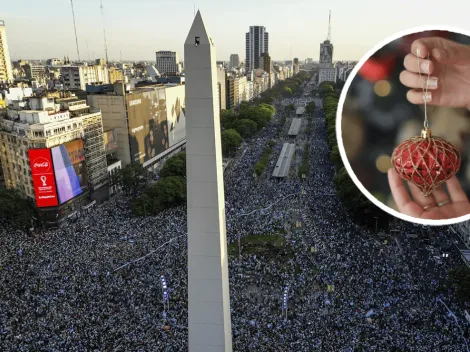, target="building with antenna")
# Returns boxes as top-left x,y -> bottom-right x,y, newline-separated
0,20 -> 14,83
318,11 -> 335,84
